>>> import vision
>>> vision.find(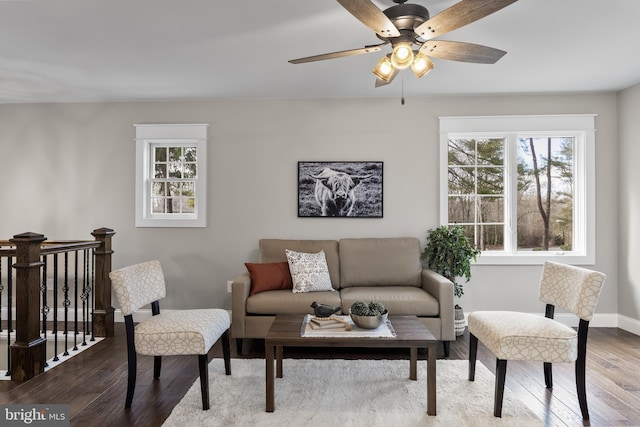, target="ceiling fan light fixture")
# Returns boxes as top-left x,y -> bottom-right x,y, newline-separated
372,55 -> 395,82
390,42 -> 414,70
411,52 -> 434,78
